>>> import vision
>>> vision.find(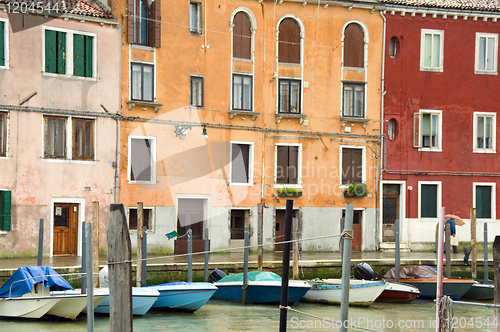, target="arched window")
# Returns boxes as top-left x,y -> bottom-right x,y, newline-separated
389,36 -> 399,58
278,18 -> 300,64
233,12 -> 251,60
388,118 -> 398,140
343,23 -> 364,68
